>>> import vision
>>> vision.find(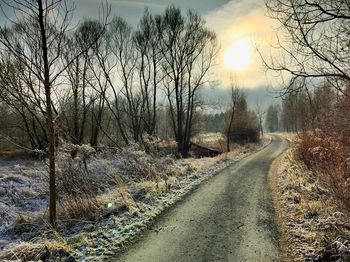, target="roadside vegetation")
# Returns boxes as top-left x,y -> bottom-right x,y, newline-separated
264,0 -> 350,260
0,0 -> 265,260
1,0 -> 348,261
0,136 -> 268,261
274,147 -> 350,261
